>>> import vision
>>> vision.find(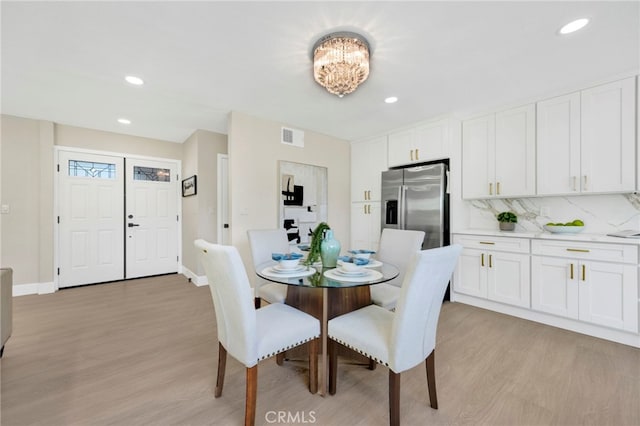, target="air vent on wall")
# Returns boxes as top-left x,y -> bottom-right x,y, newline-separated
281,127 -> 304,148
